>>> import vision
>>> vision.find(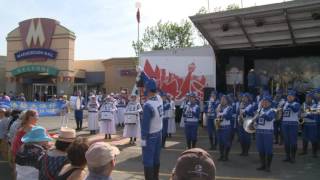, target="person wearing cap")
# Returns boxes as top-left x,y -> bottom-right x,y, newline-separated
87,95 -> 100,135
139,71 -> 163,180
85,142 -> 120,180
39,127 -> 76,179
161,91 -> 171,148
167,95 -> 176,138
255,95 -> 276,172
237,93 -> 255,156
299,92 -> 318,157
281,90 -> 301,163
272,89 -> 286,145
73,91 -> 85,130
182,92 -> 200,149
99,95 -> 117,139
60,95 -> 71,128
171,148 -> 216,180
15,126 -> 53,180
204,91 -> 219,150
216,95 -> 233,161
123,94 -> 142,144
116,90 -> 128,128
